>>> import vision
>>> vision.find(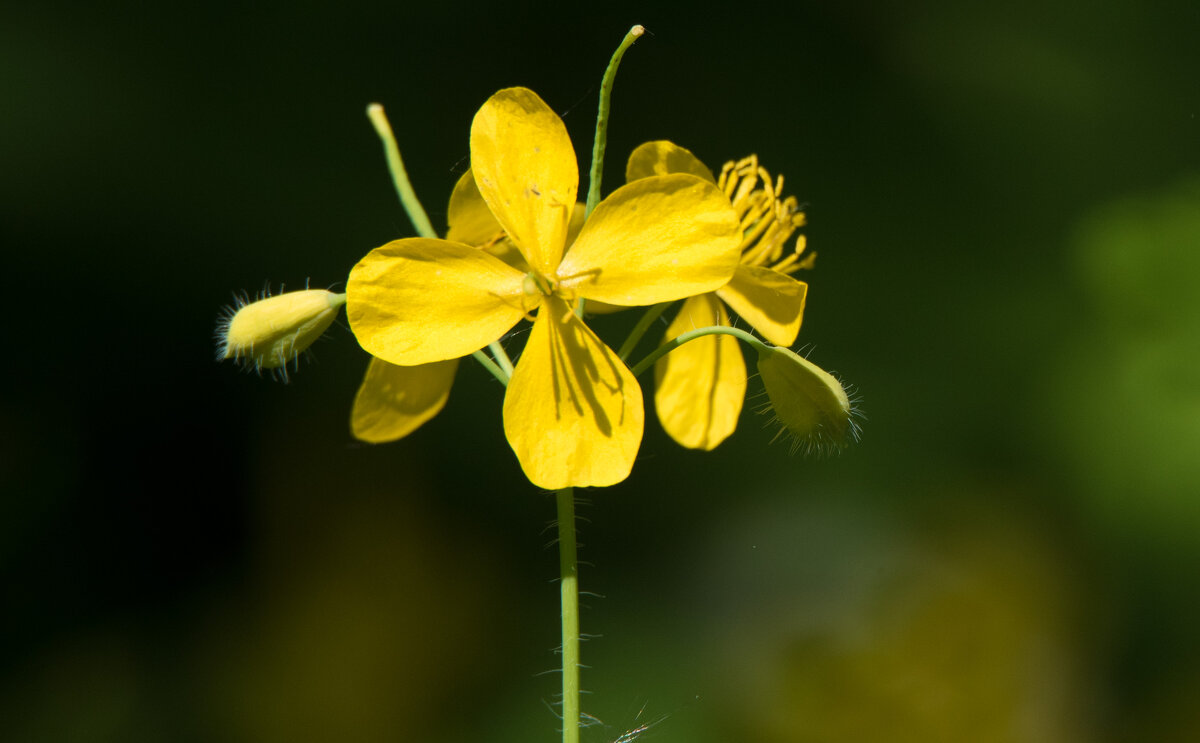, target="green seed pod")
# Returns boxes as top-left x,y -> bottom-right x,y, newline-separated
756,345 -> 857,453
